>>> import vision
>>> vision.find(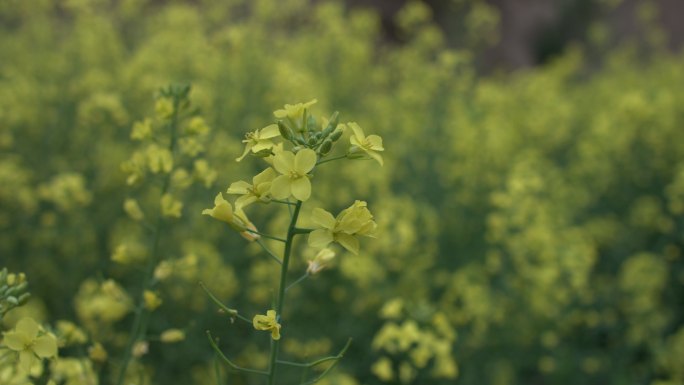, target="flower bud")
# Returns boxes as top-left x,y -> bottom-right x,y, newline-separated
277,121 -> 293,141
319,140 -> 333,155
330,128 -> 344,142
